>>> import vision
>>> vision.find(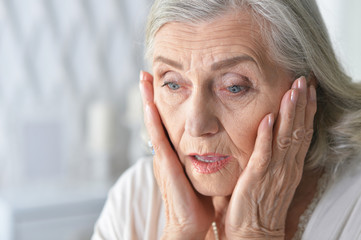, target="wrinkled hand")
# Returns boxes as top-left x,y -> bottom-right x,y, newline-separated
140,71 -> 214,239
225,76 -> 317,239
